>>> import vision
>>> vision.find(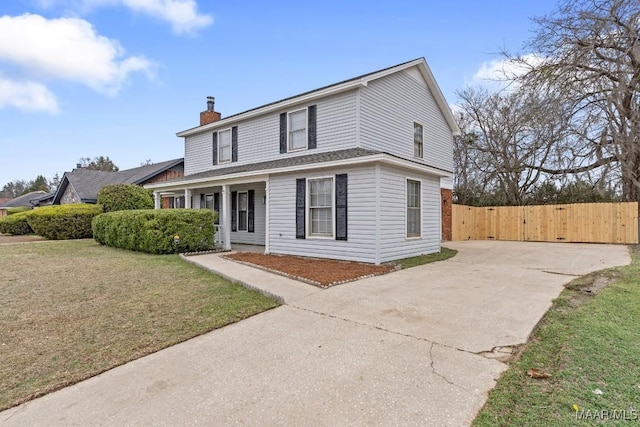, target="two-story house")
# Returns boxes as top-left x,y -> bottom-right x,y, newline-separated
146,58 -> 460,265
